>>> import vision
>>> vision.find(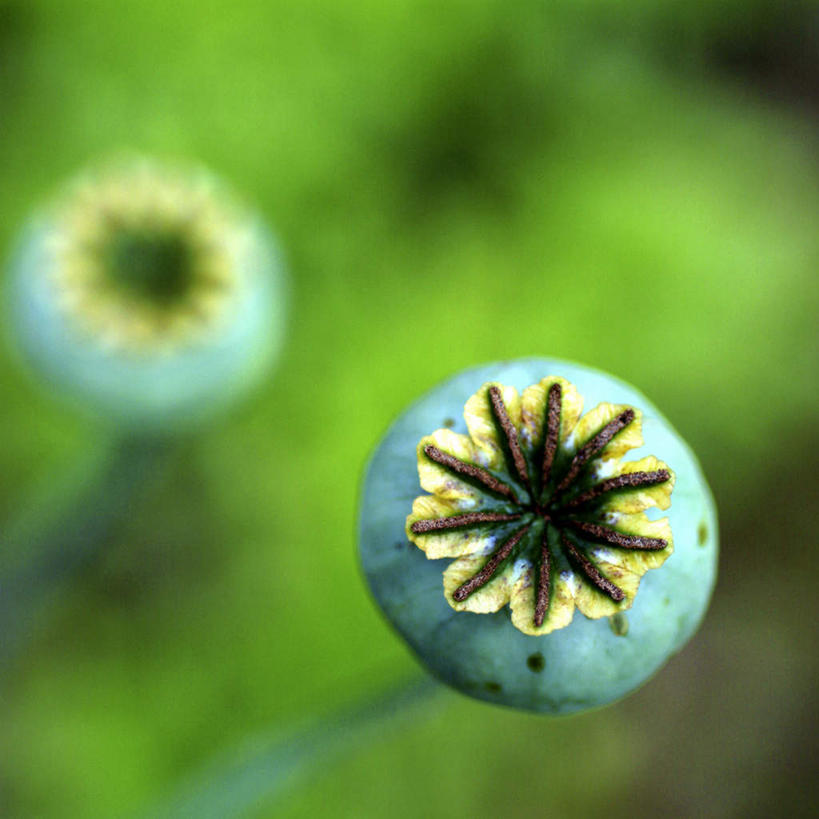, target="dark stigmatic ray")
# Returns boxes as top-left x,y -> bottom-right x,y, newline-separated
423,445 -> 516,501
533,529 -> 551,627
540,382 -> 562,489
488,386 -> 530,487
452,525 -> 531,602
568,519 -> 667,550
556,409 -> 635,493
560,469 -> 671,509
561,533 -> 625,602
410,512 -> 522,534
